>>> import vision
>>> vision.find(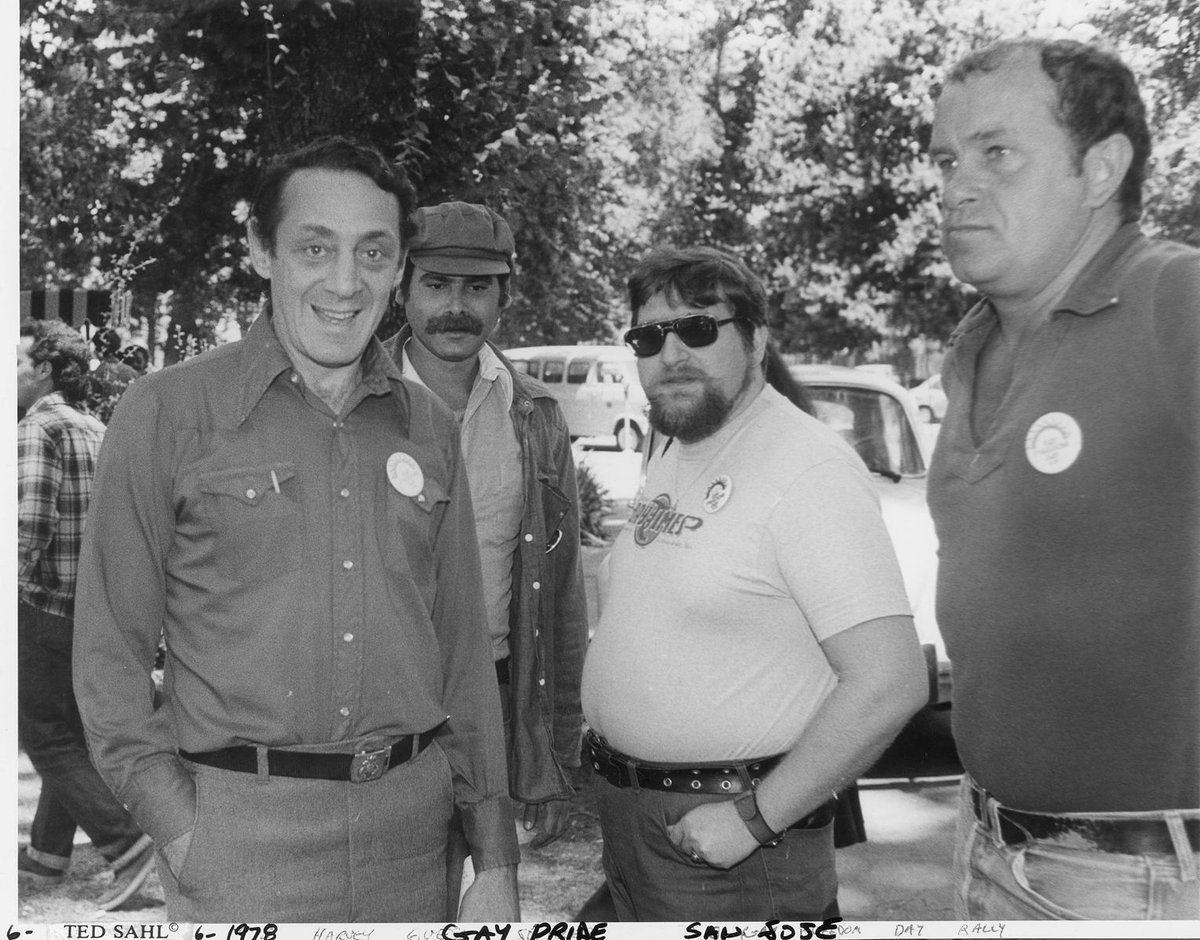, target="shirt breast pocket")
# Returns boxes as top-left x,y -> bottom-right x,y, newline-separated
388,474 -> 450,533
195,463 -> 304,585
